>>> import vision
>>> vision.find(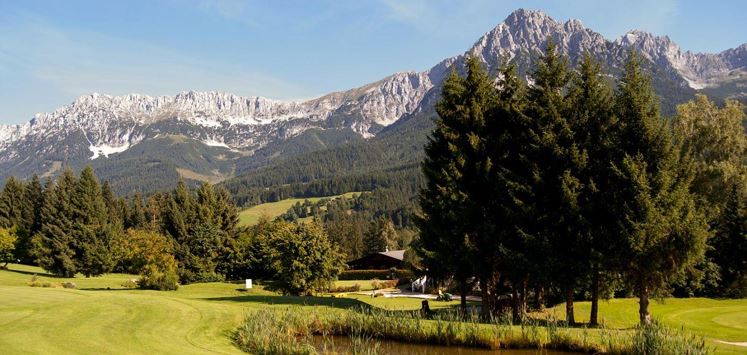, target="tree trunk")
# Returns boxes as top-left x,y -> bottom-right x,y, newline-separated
480,276 -> 491,320
460,281 -> 468,315
565,288 -> 575,325
511,287 -> 521,324
534,286 -> 544,311
590,270 -> 599,326
639,287 -> 651,324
